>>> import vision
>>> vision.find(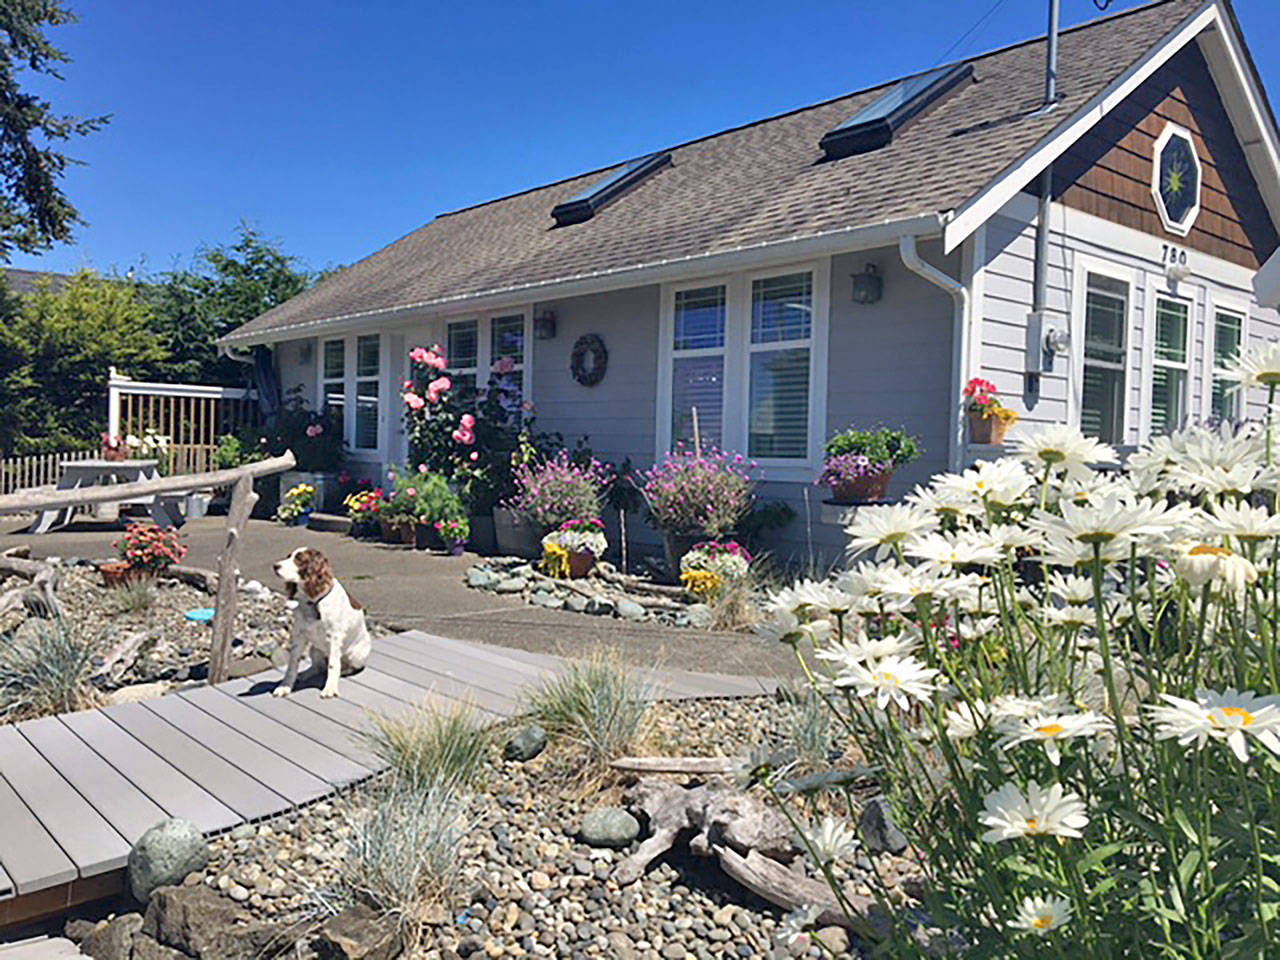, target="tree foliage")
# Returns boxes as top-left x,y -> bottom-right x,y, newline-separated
0,270 -> 166,454
147,223 -> 311,384
0,1 -> 108,260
